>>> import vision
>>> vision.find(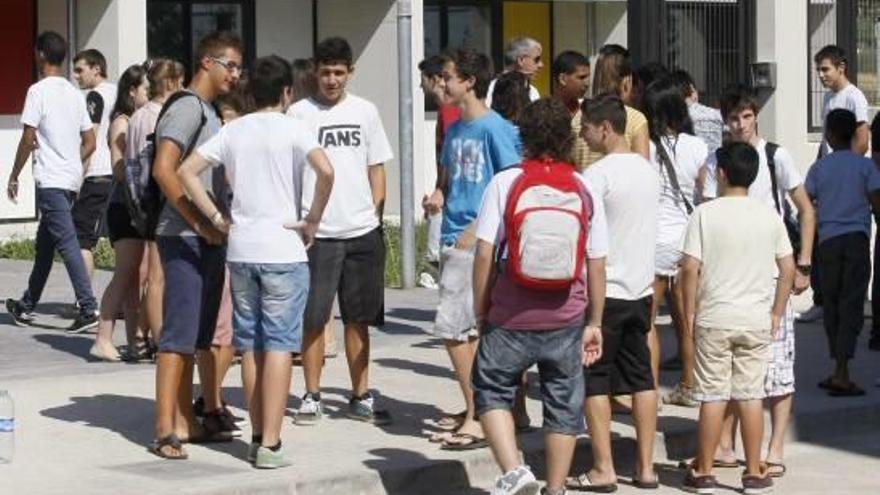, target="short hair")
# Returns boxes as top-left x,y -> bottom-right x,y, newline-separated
671,69 -> 696,99
291,58 -> 316,101
825,108 -> 857,150
110,64 -> 147,119
593,44 -> 632,97
216,83 -> 251,116
490,70 -> 531,123
518,98 -> 574,161
418,54 -> 449,78
35,31 -> 67,66
145,58 -> 185,99
814,44 -> 847,68
716,142 -> 759,188
504,37 -> 540,66
314,37 -> 353,67
643,77 -> 694,141
74,49 -> 107,78
195,31 -> 243,69
551,50 -> 589,82
719,84 -> 760,121
581,93 -> 627,135
249,55 -> 293,109
635,62 -> 670,91
450,49 -> 493,99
